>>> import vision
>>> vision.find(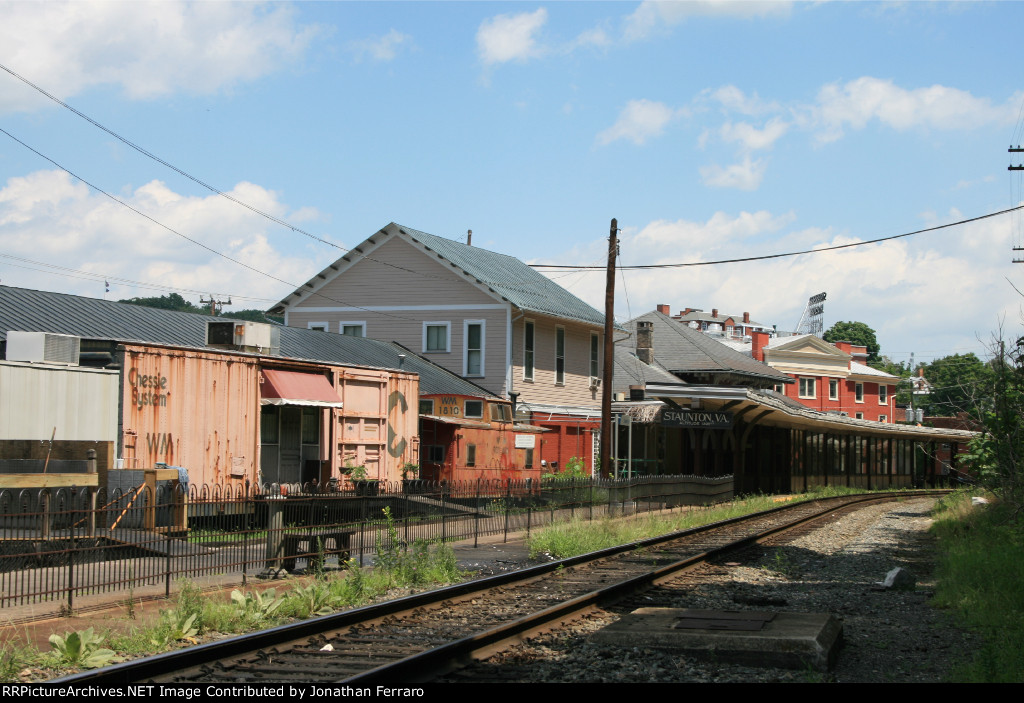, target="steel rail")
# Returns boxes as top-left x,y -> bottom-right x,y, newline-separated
54,491 -> 946,685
